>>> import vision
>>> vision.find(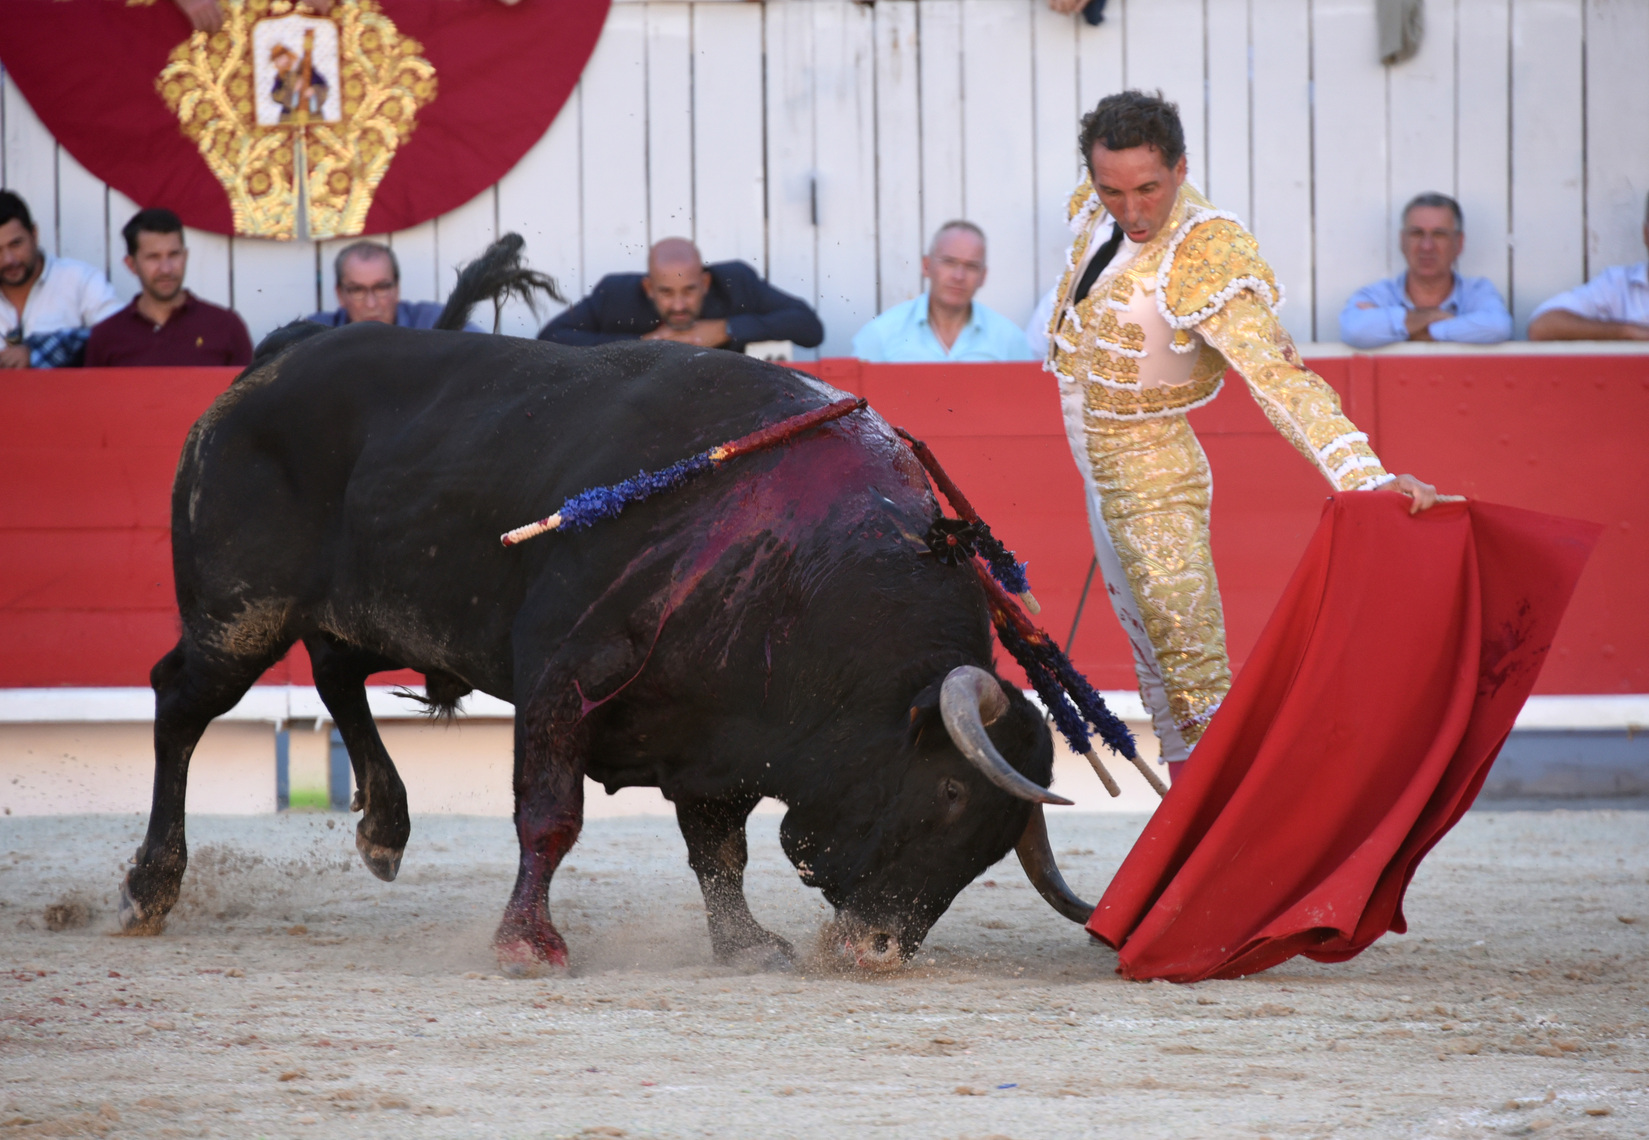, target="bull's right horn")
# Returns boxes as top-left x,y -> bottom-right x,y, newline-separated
939,666 -> 1073,806
1015,803 -> 1095,924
